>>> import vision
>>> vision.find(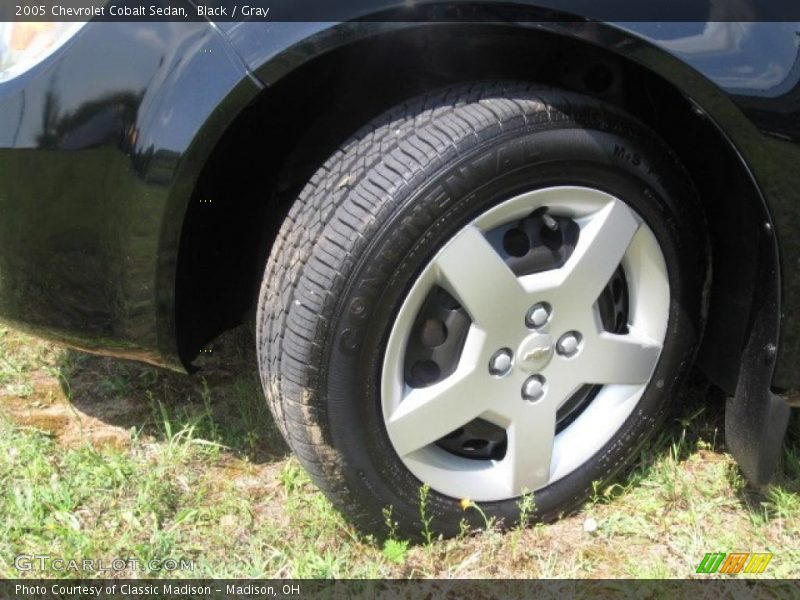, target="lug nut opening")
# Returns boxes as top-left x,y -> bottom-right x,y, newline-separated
556,332 -> 583,358
489,348 -> 514,376
526,302 -> 552,329
522,375 -> 546,402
